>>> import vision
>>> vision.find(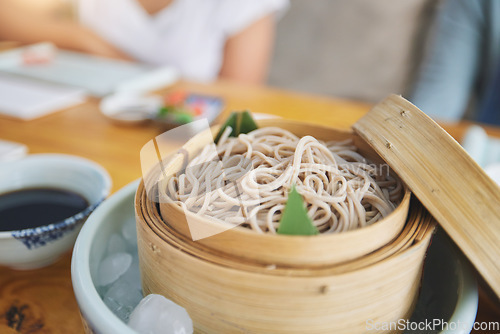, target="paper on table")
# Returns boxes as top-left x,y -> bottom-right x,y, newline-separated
0,139 -> 27,162
0,73 -> 86,120
0,43 -> 179,97
462,124 -> 500,167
